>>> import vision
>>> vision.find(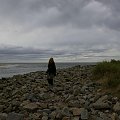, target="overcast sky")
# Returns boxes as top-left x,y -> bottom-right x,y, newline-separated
0,0 -> 120,63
